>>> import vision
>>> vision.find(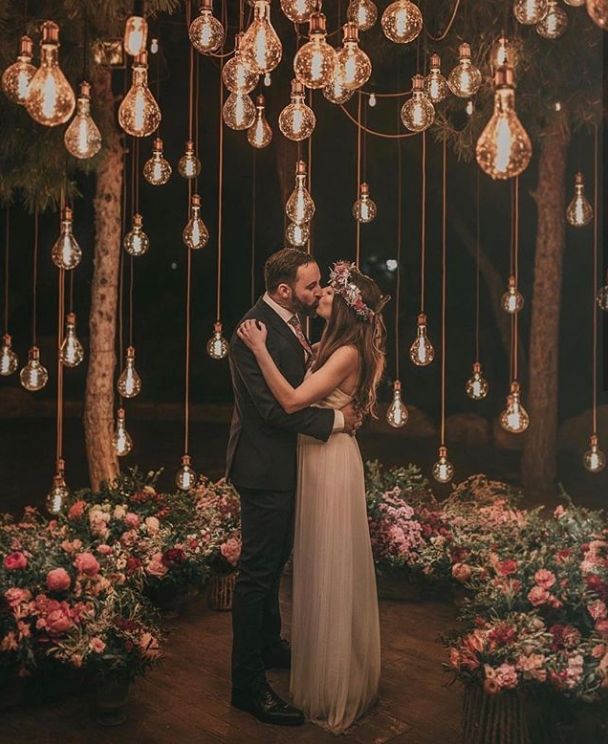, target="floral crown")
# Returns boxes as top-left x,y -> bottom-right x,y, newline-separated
328,260 -> 376,321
